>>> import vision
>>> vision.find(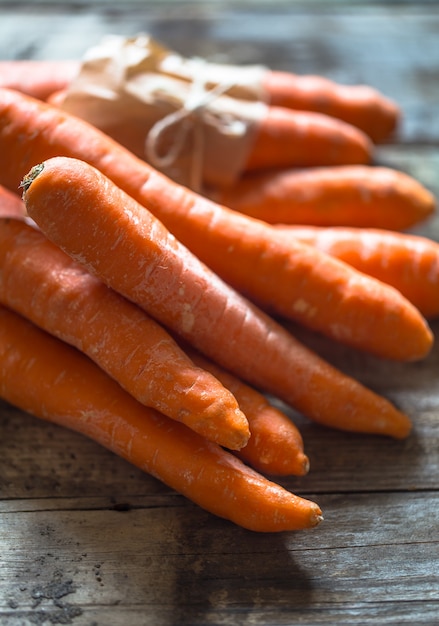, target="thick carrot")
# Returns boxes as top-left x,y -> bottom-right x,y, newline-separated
0,217 -> 250,450
0,304 -> 323,532
0,183 -> 27,219
0,90 -> 432,362
245,105 -> 373,170
0,60 -> 78,101
21,156 -> 413,439
210,165 -> 436,231
263,71 -> 400,144
276,225 -> 439,320
186,347 -> 309,476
